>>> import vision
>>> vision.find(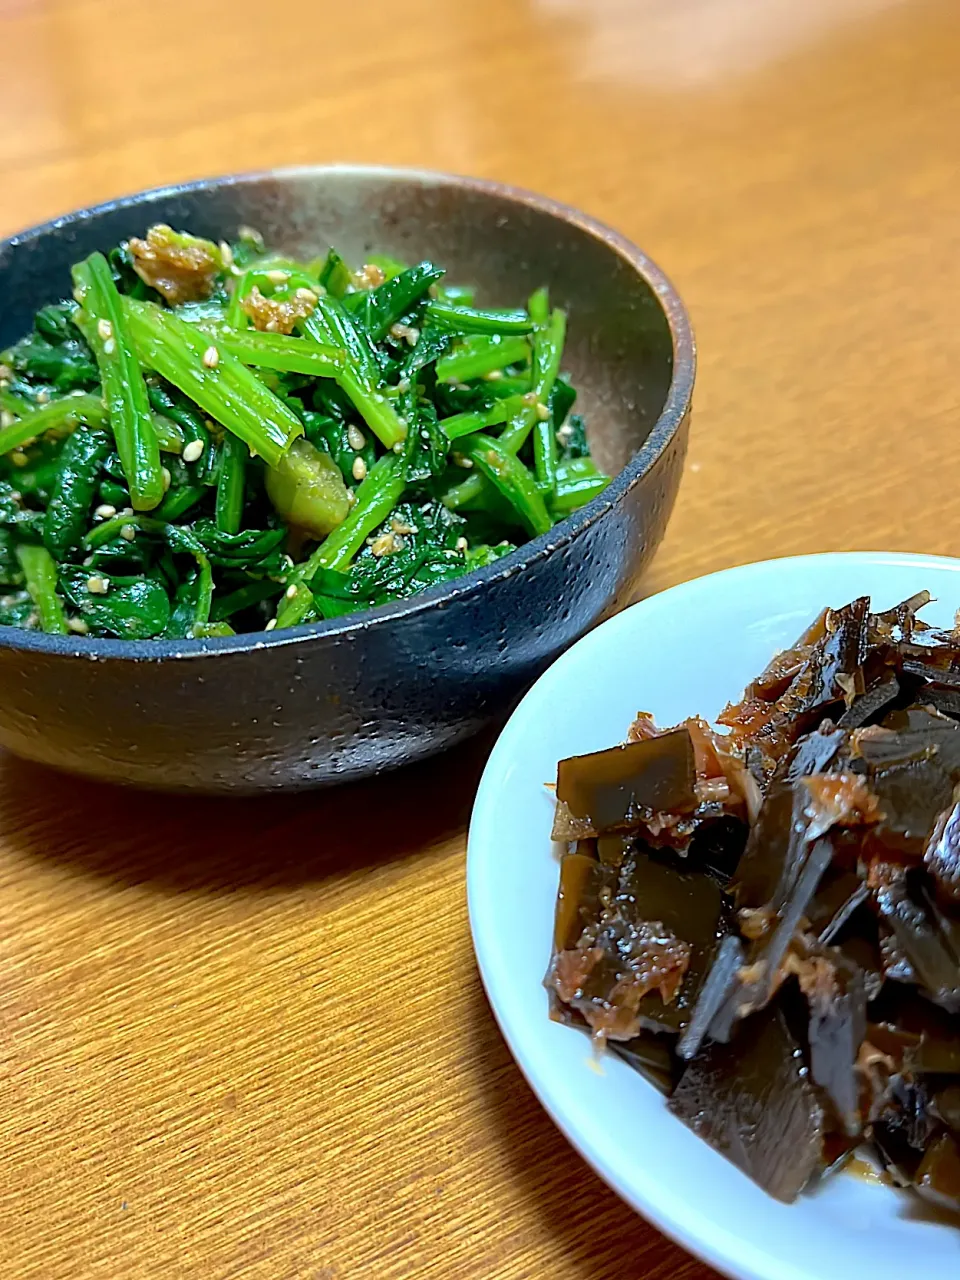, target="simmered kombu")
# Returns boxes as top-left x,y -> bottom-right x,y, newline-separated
546,591 -> 960,1215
